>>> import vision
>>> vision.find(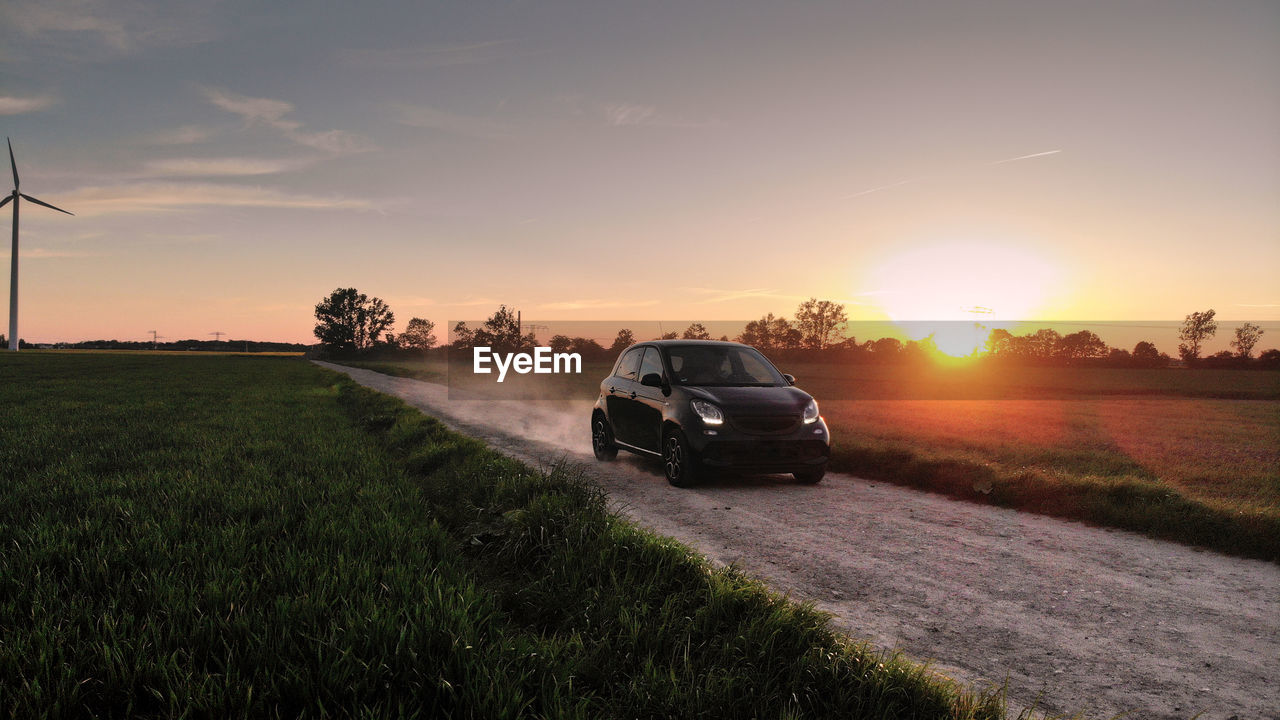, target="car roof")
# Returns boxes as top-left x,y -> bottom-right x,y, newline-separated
642,339 -> 744,347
